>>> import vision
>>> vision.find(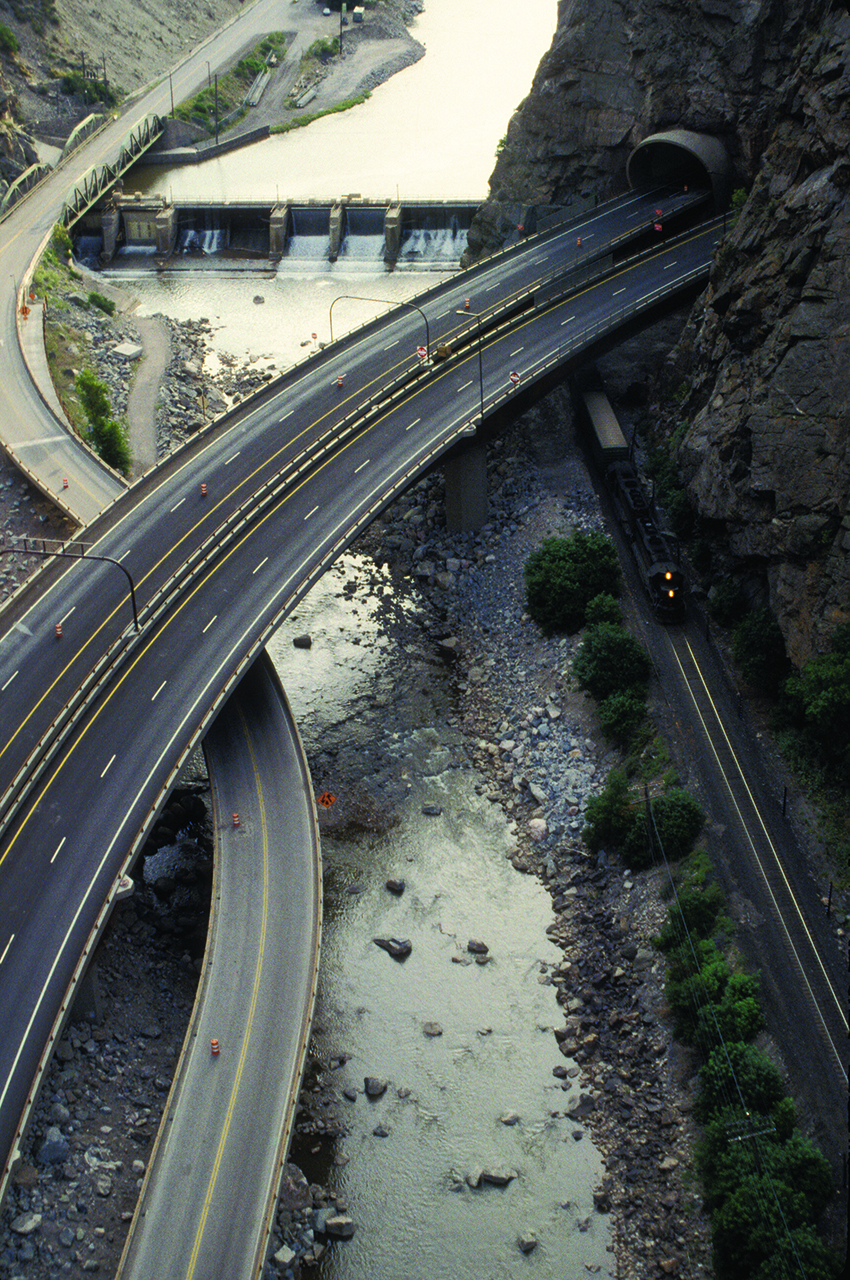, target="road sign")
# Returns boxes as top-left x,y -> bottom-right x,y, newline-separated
509,371 -> 520,384
417,346 -> 427,359
318,791 -> 336,808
